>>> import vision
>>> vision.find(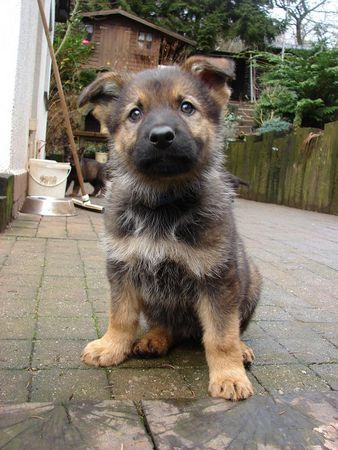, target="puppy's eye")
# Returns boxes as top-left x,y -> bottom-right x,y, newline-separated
128,108 -> 142,122
180,101 -> 195,115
